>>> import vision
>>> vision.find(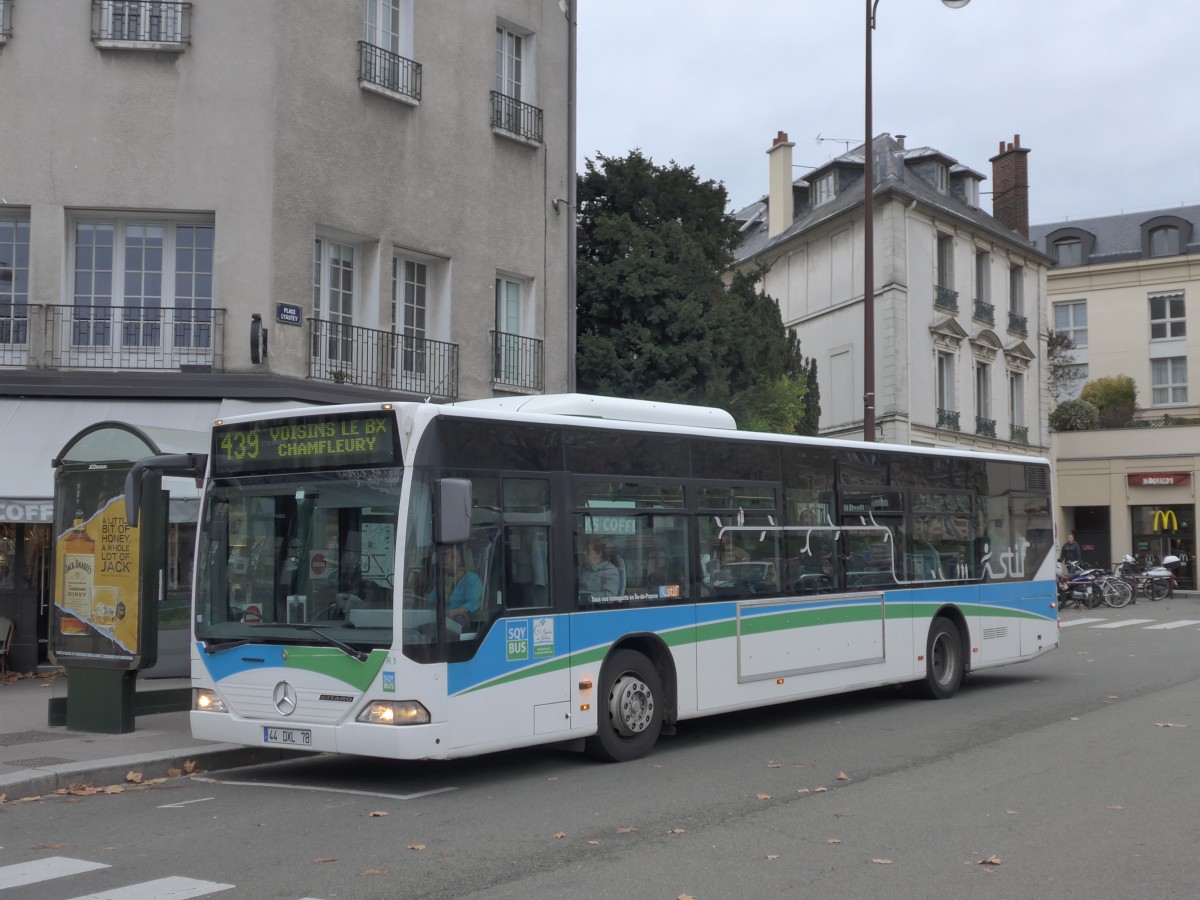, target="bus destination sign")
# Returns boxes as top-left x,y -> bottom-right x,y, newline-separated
213,411 -> 398,475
